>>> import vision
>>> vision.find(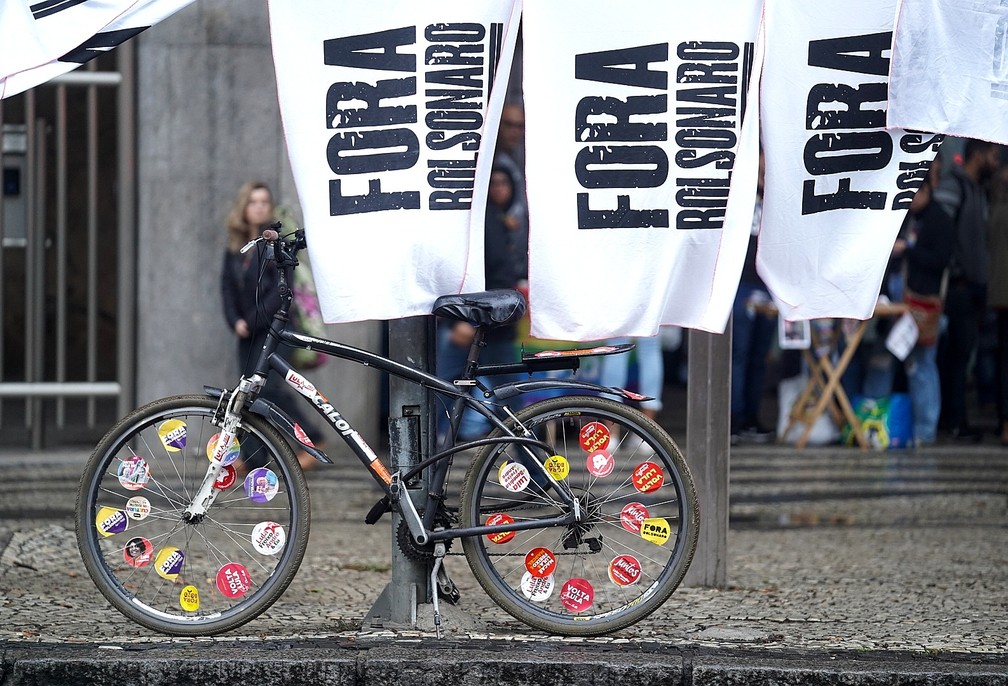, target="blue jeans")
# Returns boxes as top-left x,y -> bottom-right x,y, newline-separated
599,336 -> 664,411
905,343 -> 940,444
731,285 -> 776,428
